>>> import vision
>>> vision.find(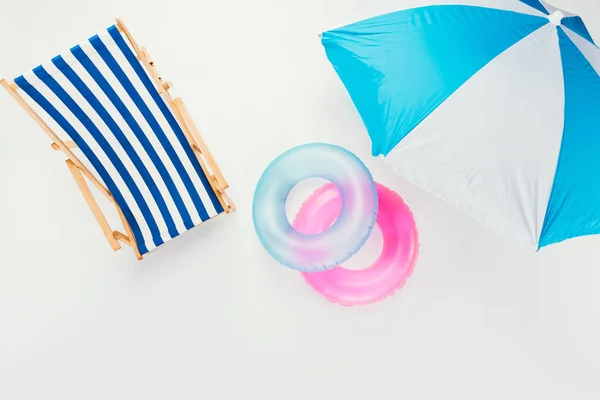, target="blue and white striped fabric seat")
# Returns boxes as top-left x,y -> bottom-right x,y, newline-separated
14,24 -> 224,254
